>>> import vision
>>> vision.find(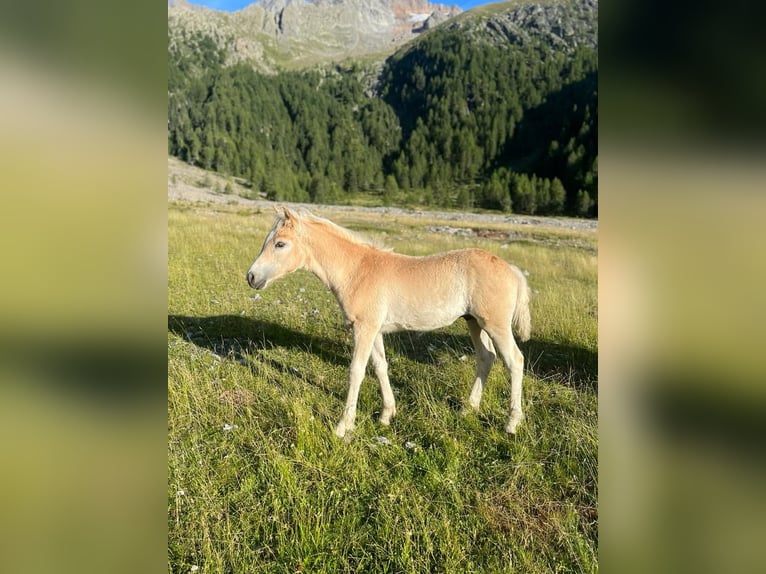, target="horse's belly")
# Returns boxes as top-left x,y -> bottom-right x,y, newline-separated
381,305 -> 464,333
